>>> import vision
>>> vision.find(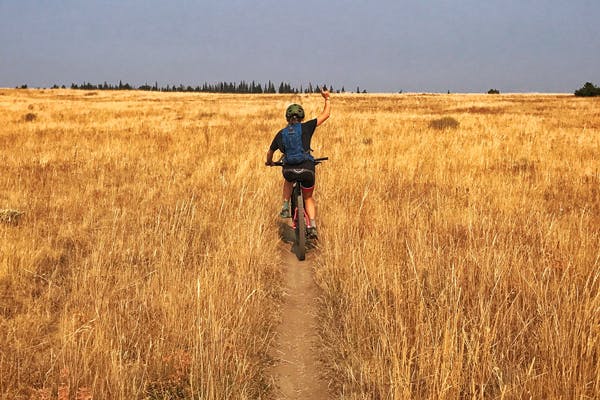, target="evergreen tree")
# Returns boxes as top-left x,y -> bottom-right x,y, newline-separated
266,81 -> 275,93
